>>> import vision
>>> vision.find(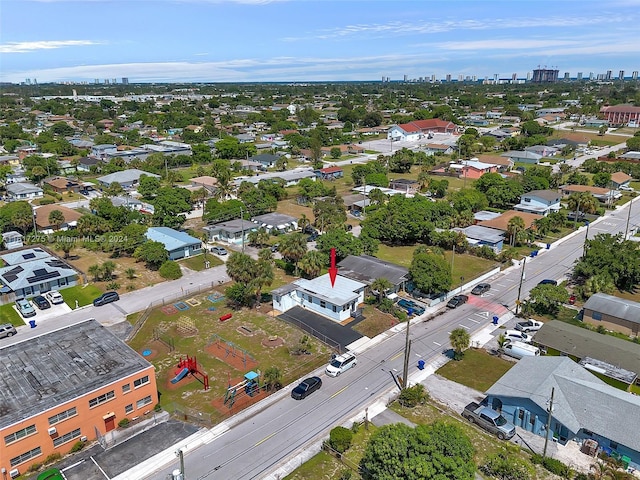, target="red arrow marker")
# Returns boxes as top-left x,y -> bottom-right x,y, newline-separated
328,248 -> 337,287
